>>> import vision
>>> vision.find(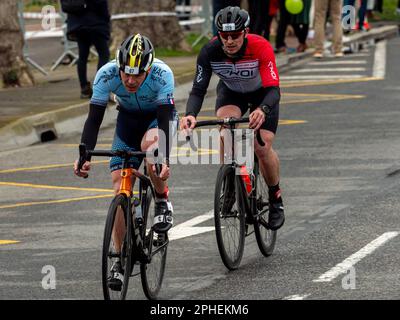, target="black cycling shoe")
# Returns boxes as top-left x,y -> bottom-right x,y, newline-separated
268,199 -> 285,231
108,260 -> 124,291
153,200 -> 173,233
